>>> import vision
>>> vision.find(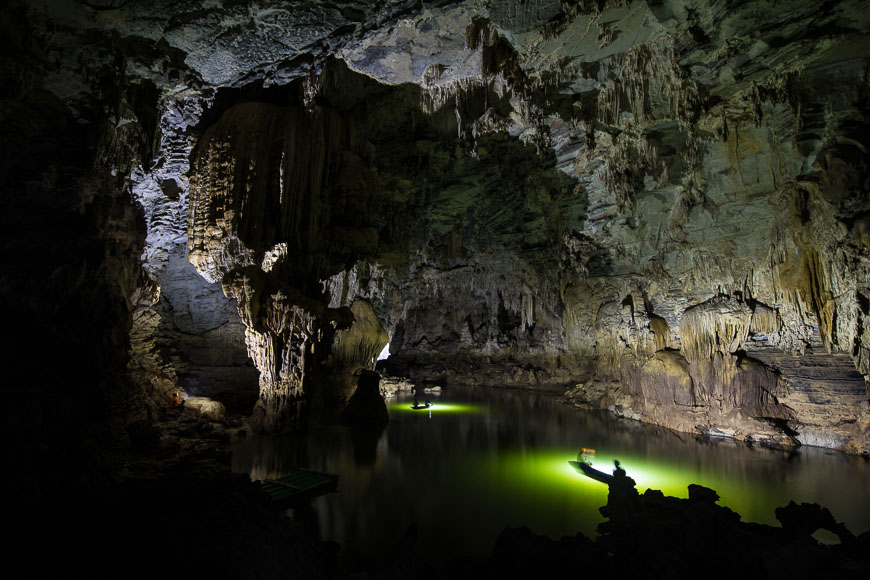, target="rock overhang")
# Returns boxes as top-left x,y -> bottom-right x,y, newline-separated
16,0 -> 870,449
